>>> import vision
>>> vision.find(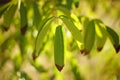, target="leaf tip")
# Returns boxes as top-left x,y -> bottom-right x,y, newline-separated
32,50 -> 37,61
97,47 -> 103,51
21,24 -> 27,35
115,45 -> 120,53
55,64 -> 64,72
80,49 -> 89,55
